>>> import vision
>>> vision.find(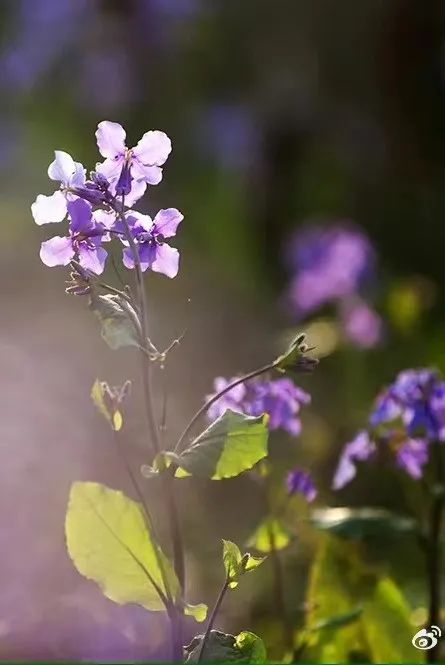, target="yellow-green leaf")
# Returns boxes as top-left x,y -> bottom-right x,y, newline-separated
65,482 -> 175,611
223,539 -> 243,588
247,517 -> 292,553
91,379 -> 123,432
184,602 -> 208,623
